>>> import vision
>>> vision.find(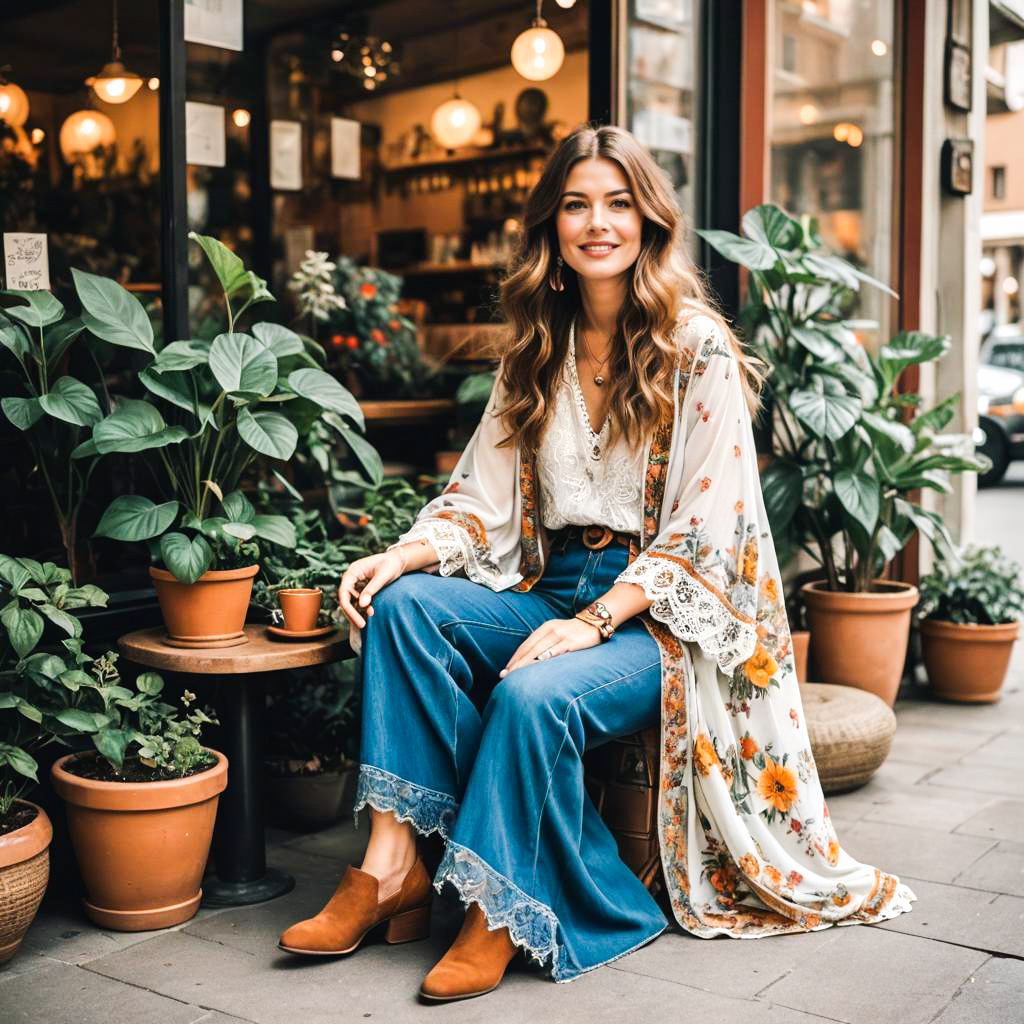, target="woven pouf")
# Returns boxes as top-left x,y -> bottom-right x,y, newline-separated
799,682 -> 896,794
